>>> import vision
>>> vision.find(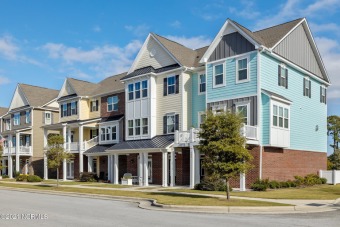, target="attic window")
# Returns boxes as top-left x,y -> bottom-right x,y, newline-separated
149,48 -> 157,57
